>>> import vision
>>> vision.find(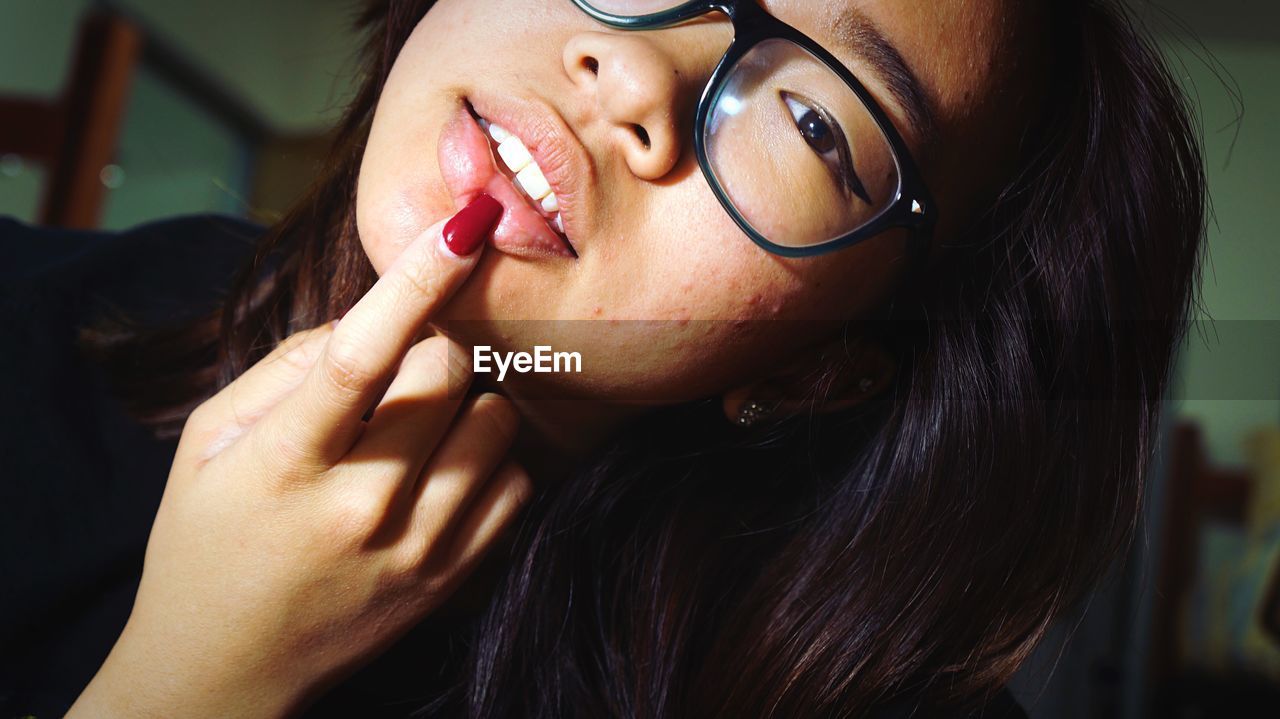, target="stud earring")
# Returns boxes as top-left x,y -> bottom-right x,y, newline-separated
857,377 -> 875,394
736,400 -> 777,427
